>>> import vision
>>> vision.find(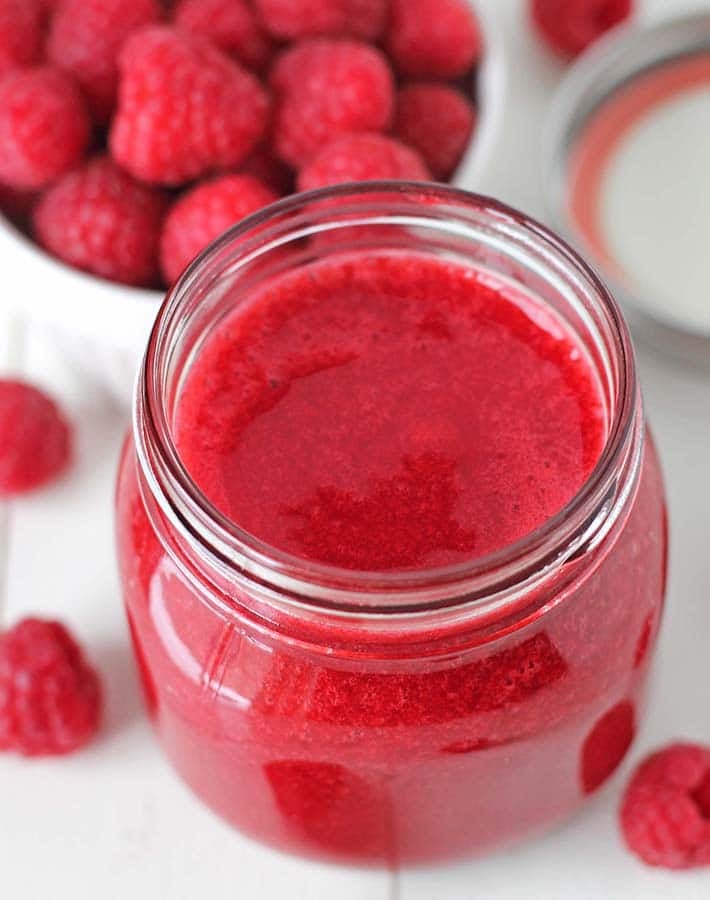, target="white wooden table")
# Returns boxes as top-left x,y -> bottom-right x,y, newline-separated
1,1 -> 709,897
